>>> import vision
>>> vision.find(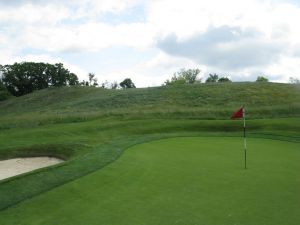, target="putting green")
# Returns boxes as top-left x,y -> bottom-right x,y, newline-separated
0,137 -> 299,225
